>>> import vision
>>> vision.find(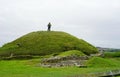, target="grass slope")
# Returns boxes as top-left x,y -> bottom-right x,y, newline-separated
0,31 -> 98,56
86,57 -> 120,67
